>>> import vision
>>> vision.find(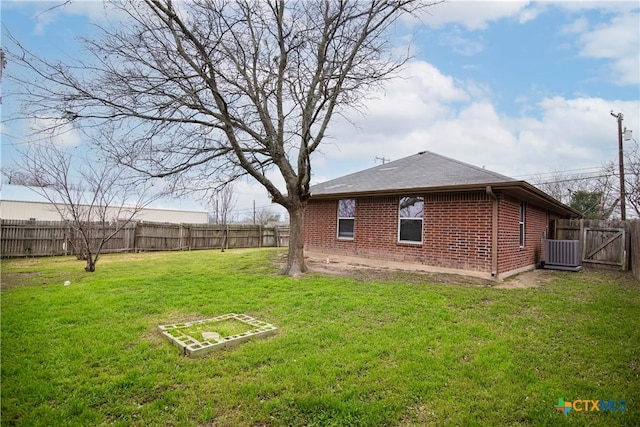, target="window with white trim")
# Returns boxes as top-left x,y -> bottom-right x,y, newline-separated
398,196 -> 424,243
337,199 -> 355,239
519,201 -> 526,247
